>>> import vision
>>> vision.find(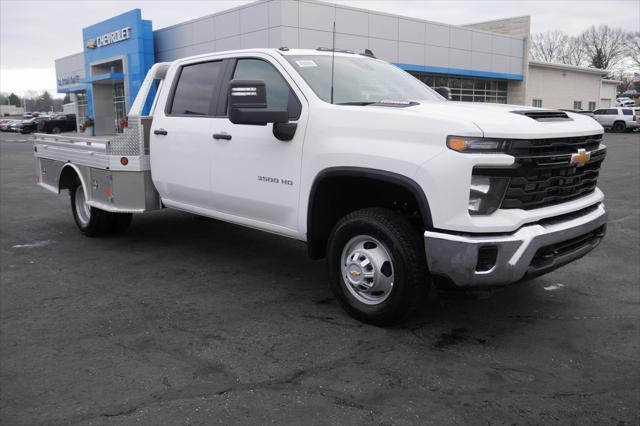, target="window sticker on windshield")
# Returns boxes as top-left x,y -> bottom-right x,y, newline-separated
295,60 -> 317,68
